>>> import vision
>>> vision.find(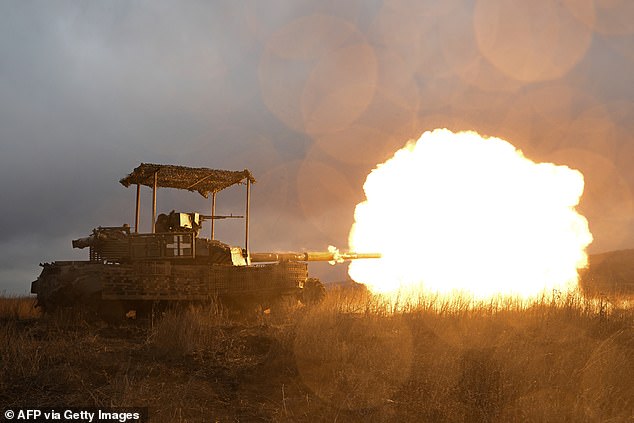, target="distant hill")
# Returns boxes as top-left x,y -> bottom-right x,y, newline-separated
580,249 -> 634,295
